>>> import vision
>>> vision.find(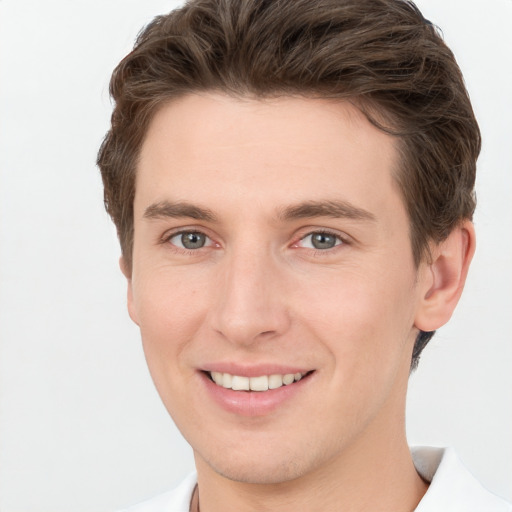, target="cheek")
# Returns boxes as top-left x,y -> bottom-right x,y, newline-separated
294,265 -> 417,368
130,269 -> 214,424
132,269 -> 211,367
